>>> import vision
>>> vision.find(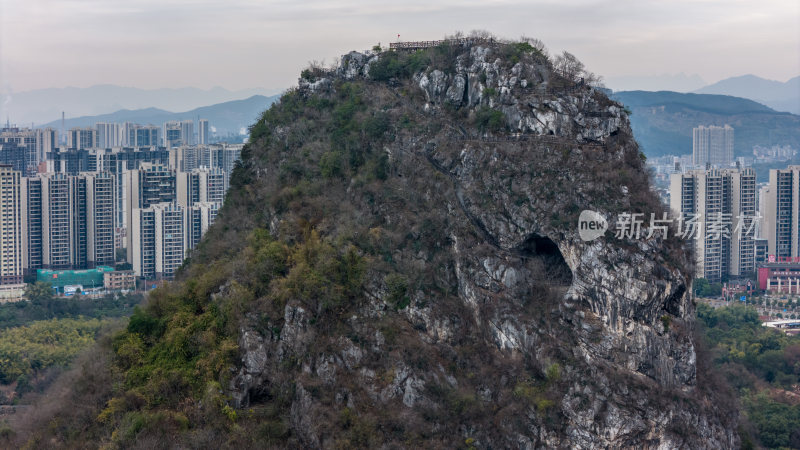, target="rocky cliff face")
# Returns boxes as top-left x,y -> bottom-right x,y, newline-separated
218,41 -> 736,448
